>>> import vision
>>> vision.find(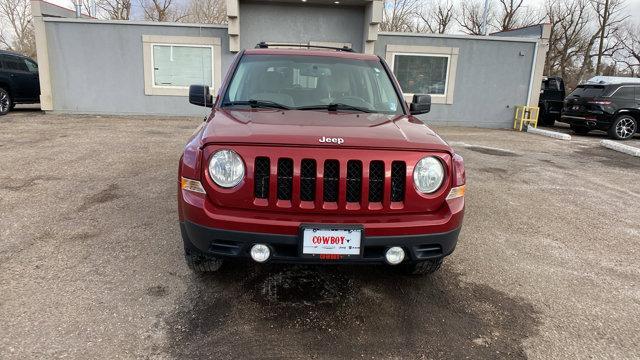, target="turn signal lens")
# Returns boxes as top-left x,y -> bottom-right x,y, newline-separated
181,177 -> 206,194
452,153 -> 465,187
446,185 -> 465,200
